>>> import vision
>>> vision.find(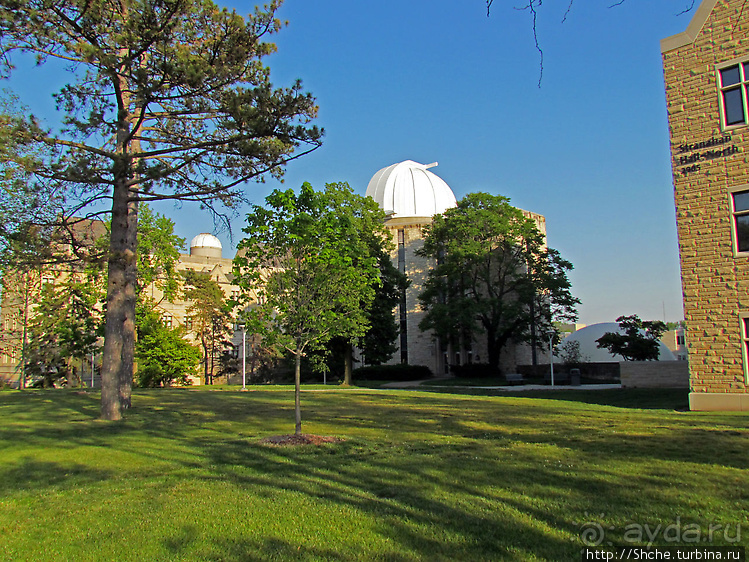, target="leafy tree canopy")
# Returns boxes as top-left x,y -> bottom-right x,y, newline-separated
233,181 -> 387,433
25,276 -> 103,387
418,192 -> 579,372
595,314 -> 668,361
135,300 -> 201,388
